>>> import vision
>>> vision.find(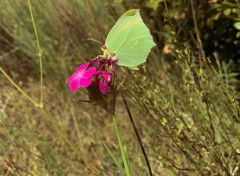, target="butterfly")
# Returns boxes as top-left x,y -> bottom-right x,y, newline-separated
104,9 -> 156,68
